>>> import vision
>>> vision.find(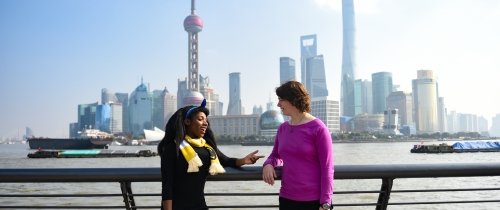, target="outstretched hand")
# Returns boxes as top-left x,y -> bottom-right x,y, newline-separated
241,150 -> 265,165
